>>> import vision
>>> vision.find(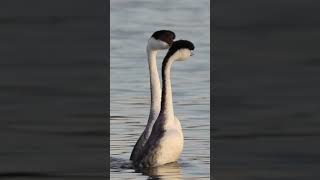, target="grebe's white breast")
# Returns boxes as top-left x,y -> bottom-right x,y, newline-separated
156,115 -> 184,165
139,115 -> 184,167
